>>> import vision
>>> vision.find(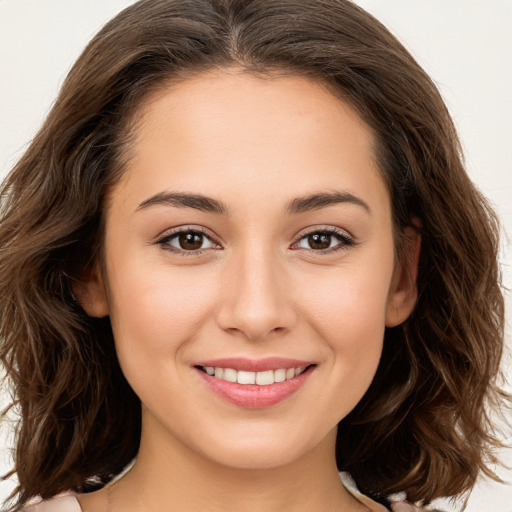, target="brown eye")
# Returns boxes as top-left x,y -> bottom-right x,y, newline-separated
158,229 -> 218,253
307,233 -> 332,250
178,232 -> 204,250
295,229 -> 354,253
